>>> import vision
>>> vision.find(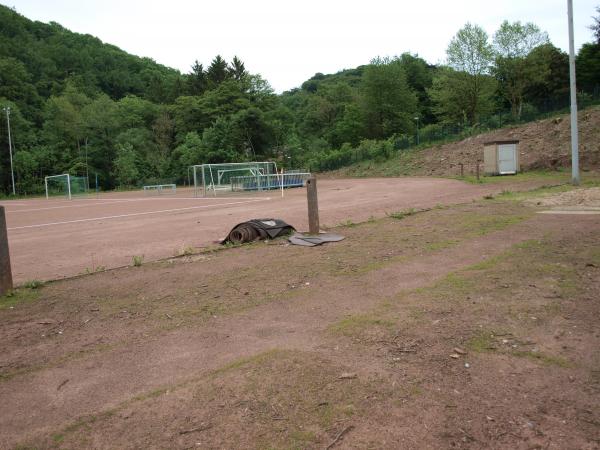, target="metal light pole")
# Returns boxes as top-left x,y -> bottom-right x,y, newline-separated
414,116 -> 420,146
2,107 -> 16,195
567,0 -> 580,185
